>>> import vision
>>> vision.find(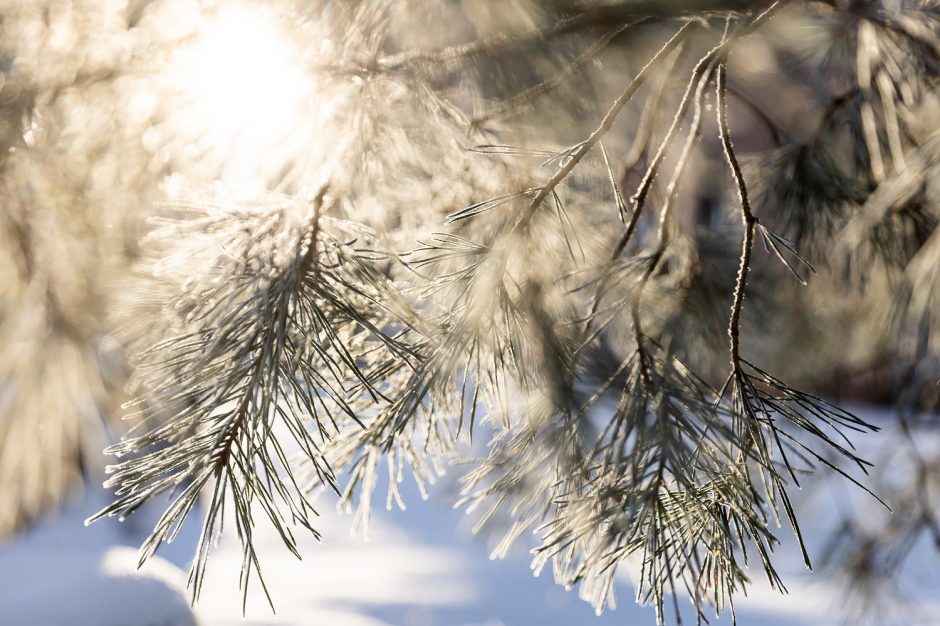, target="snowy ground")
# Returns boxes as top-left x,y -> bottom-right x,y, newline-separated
2,410 -> 939,626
